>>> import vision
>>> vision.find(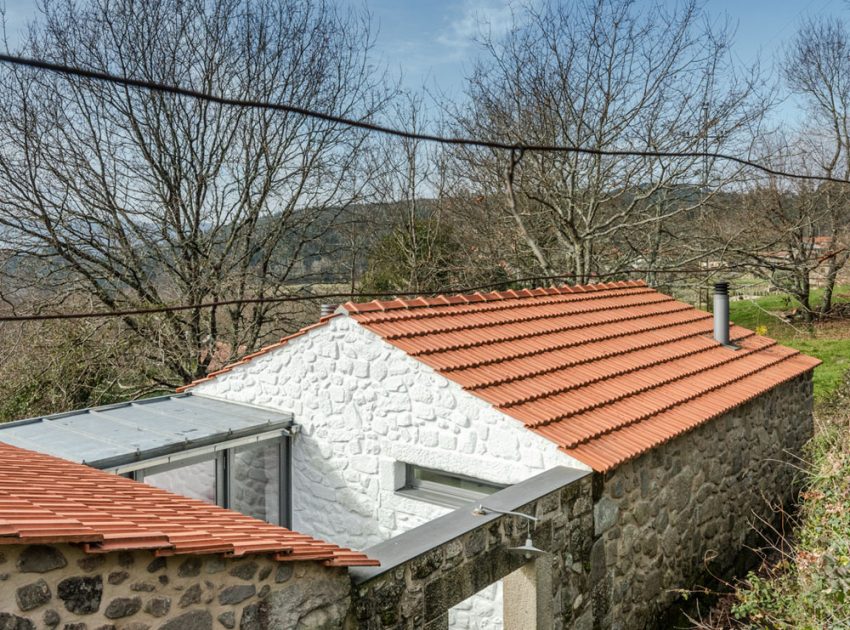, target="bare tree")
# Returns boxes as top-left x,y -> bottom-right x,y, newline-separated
447,0 -> 767,282
784,16 -> 850,315
0,0 -> 388,388
715,180 -> 822,321
359,91 -> 457,293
